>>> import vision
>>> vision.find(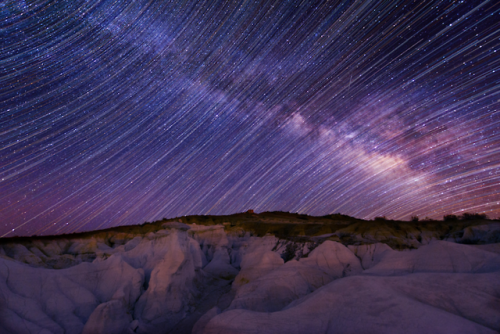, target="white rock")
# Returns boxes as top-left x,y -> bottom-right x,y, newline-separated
133,230 -> 204,333
462,223 -> 500,243
192,307 -> 221,334
71,254 -> 144,307
67,238 -> 99,255
232,250 -> 284,289
82,300 -> 132,334
34,239 -> 67,257
8,244 -> 44,266
471,243 -> 500,254
364,240 -> 500,275
29,246 -> 47,260
203,271 -> 500,334
227,241 -> 362,312
123,236 -> 143,252
154,229 -> 170,237
230,235 -> 278,269
348,243 -> 393,269
3,224 -> 500,334
0,250 -> 143,334
301,240 -> 362,277
229,259 -> 331,312
203,247 -> 239,279
189,224 -> 230,263
46,253 -> 80,269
